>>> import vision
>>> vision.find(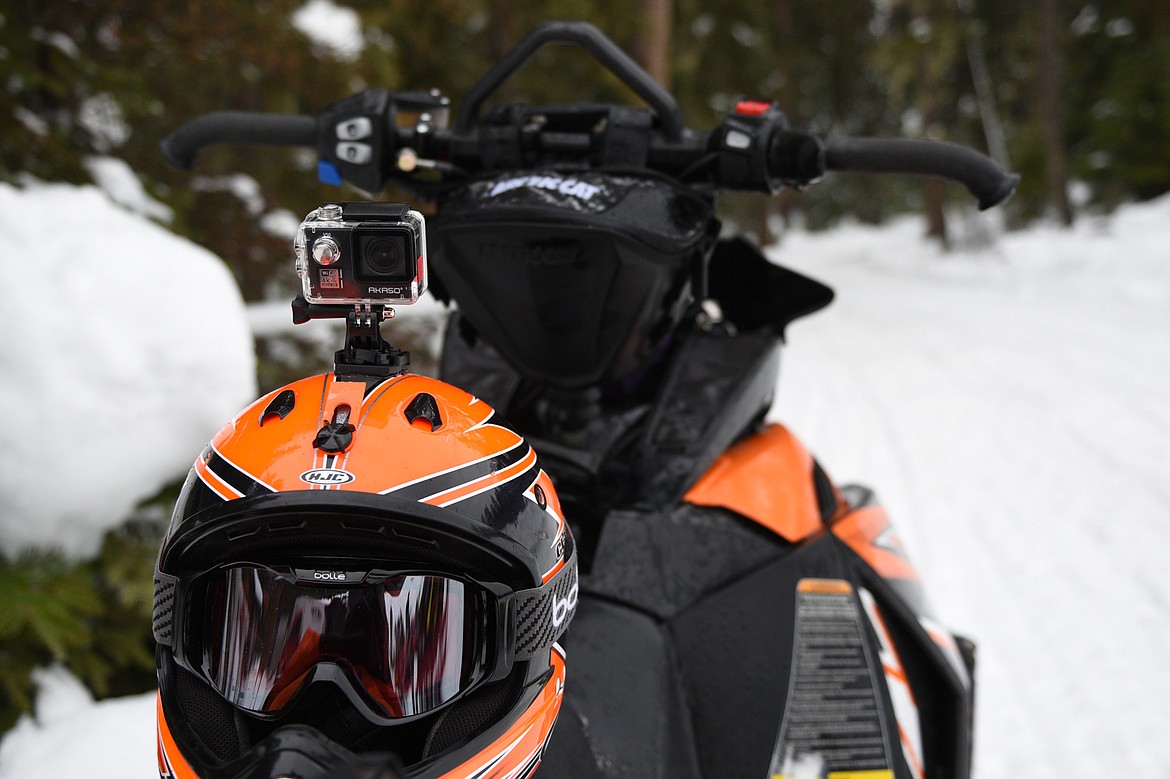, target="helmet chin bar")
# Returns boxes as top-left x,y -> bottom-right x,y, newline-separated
291,297 -> 410,380
246,724 -> 405,779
